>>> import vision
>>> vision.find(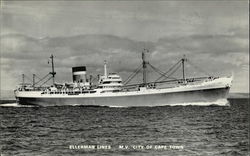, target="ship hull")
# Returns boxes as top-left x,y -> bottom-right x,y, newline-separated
16,87 -> 230,107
